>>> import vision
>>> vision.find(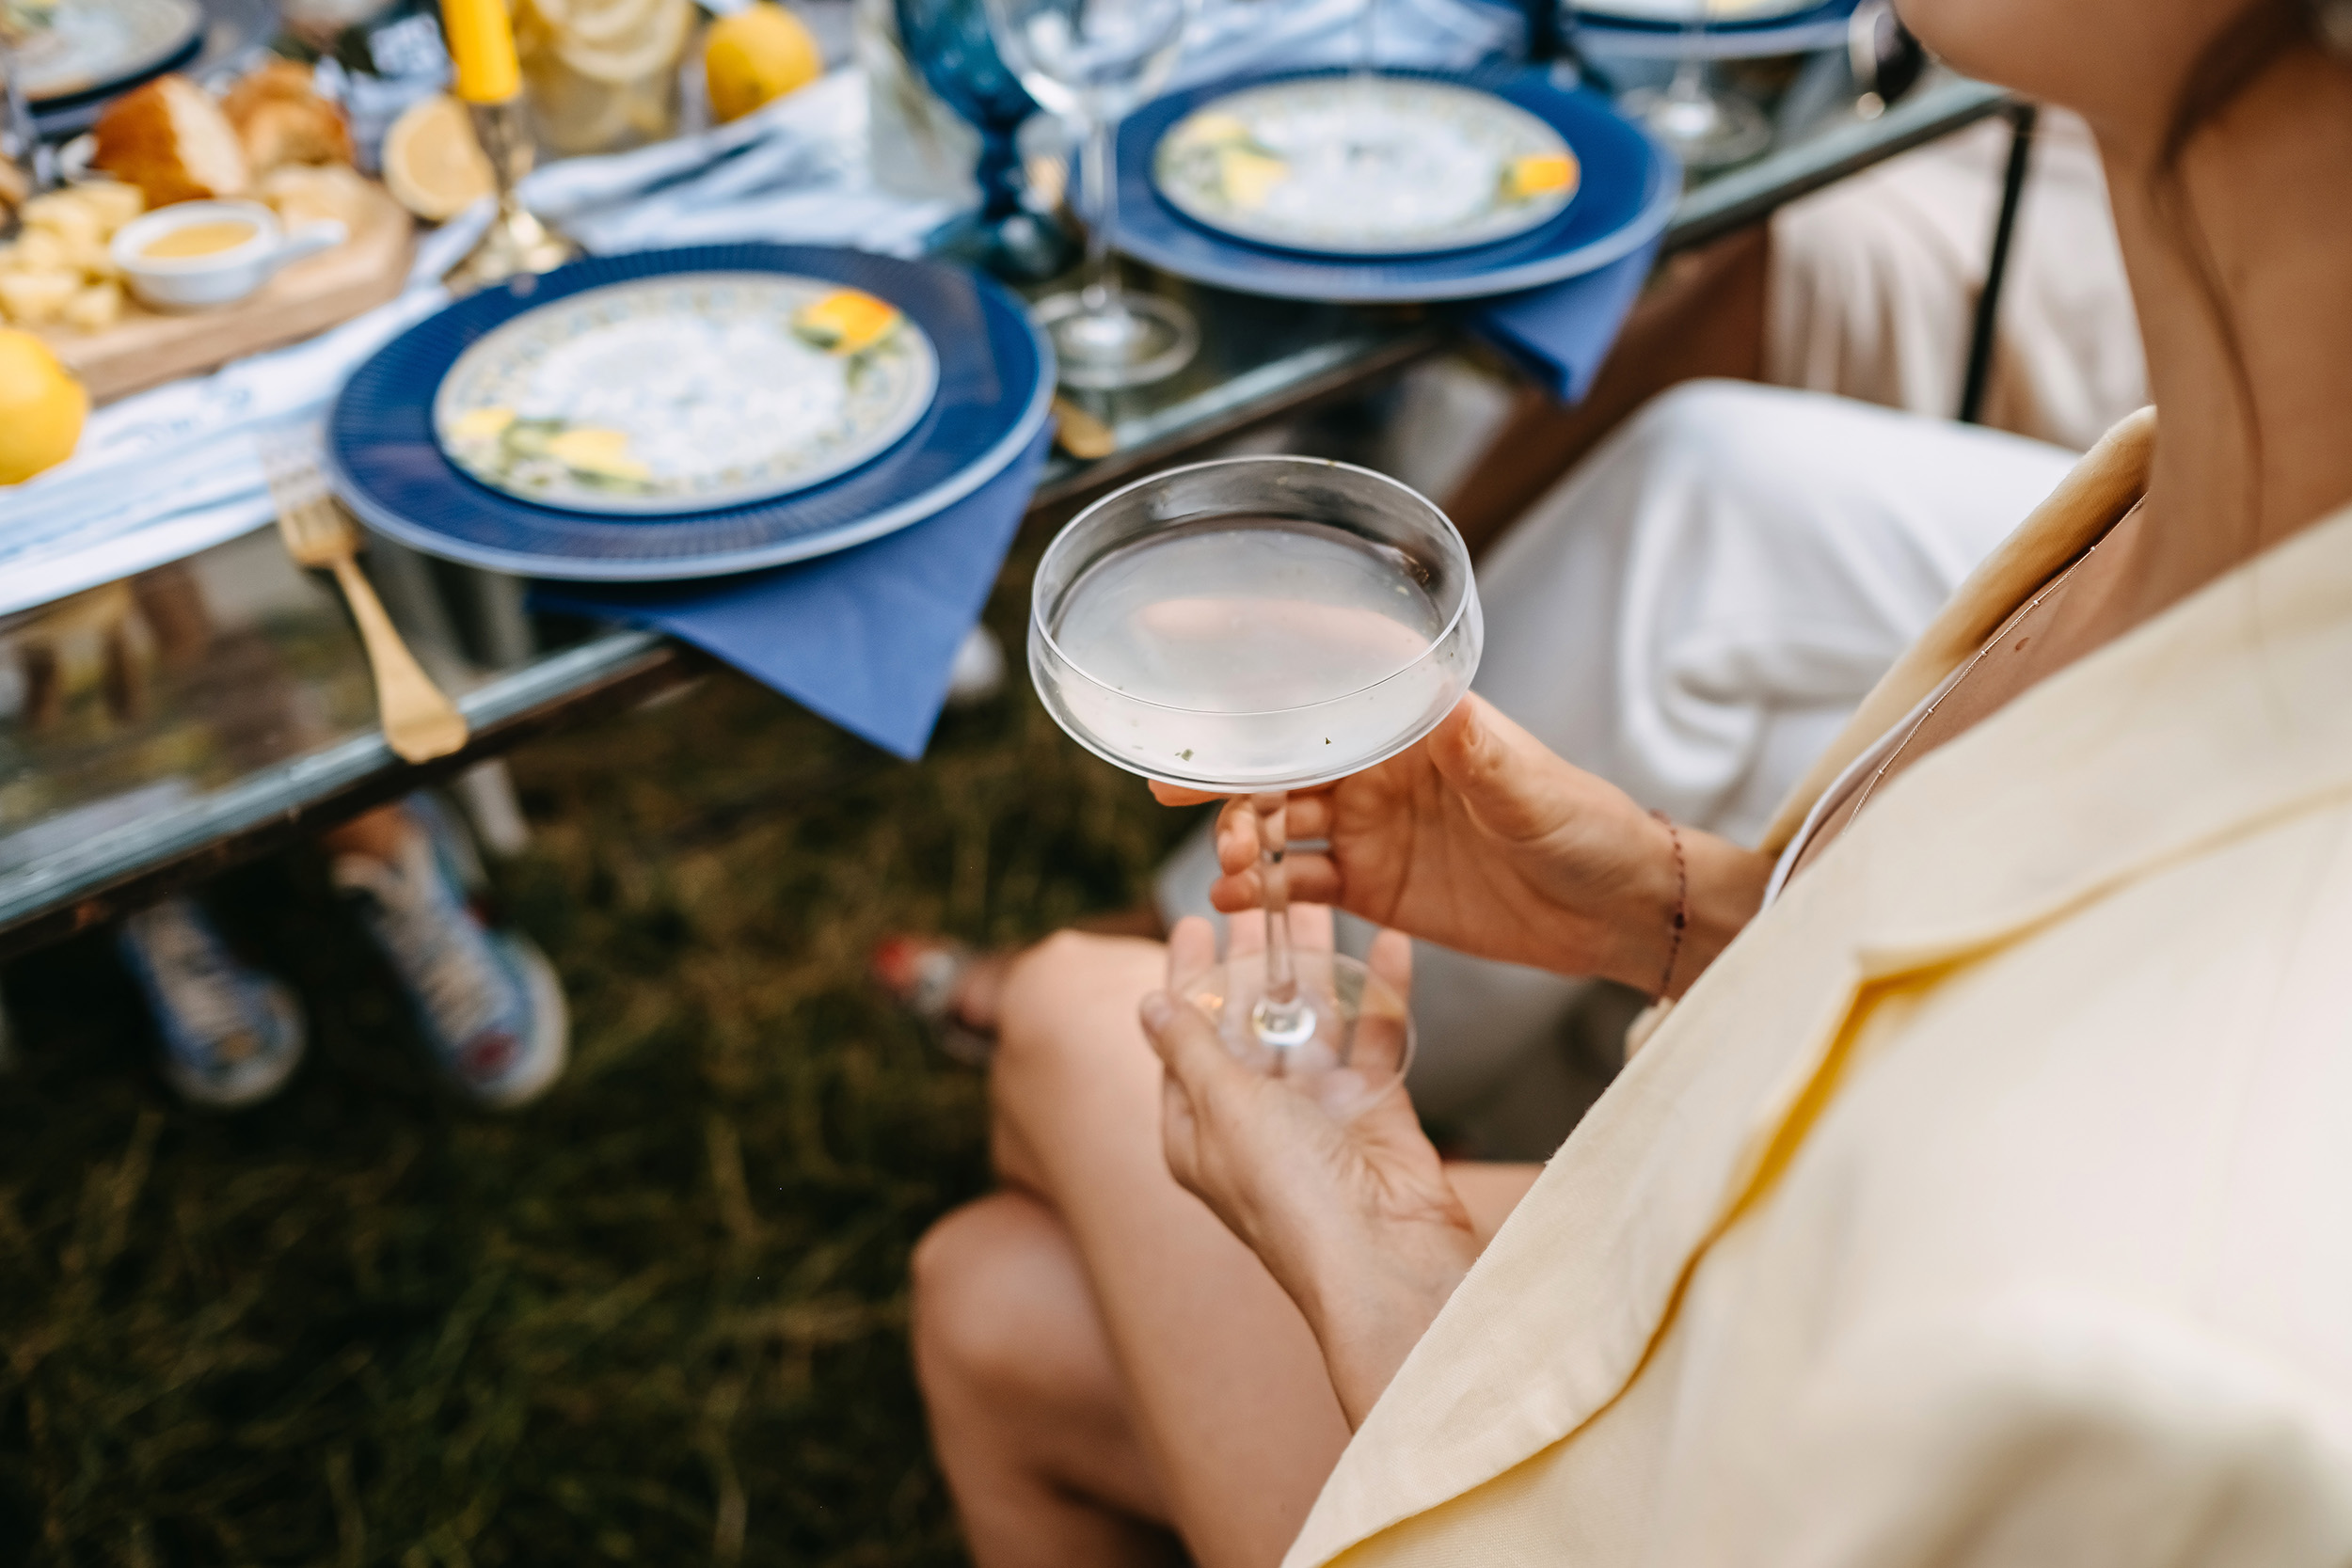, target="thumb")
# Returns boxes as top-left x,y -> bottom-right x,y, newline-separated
1139,990 -> 1239,1100
1139,989 -> 1242,1192
1425,694 -> 1576,844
